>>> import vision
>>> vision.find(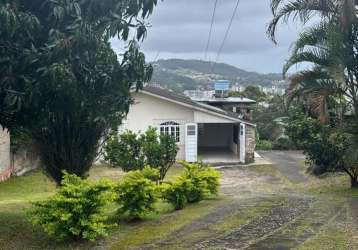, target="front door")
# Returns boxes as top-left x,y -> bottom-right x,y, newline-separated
239,123 -> 246,163
185,123 -> 198,162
